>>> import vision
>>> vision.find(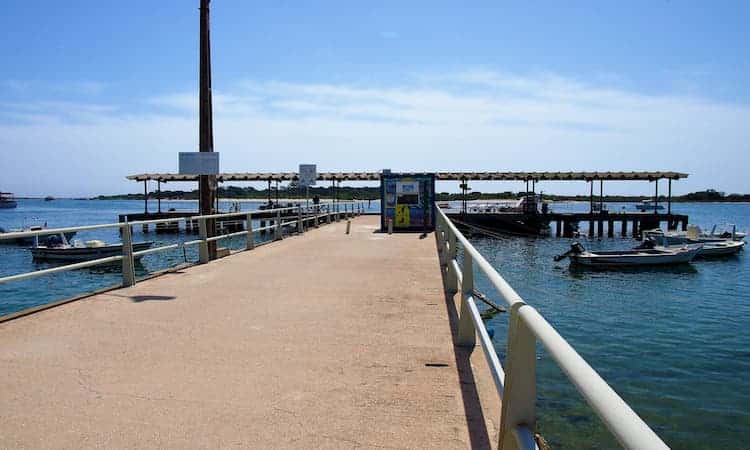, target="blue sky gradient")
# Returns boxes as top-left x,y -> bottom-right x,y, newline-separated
1,1 -> 748,196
